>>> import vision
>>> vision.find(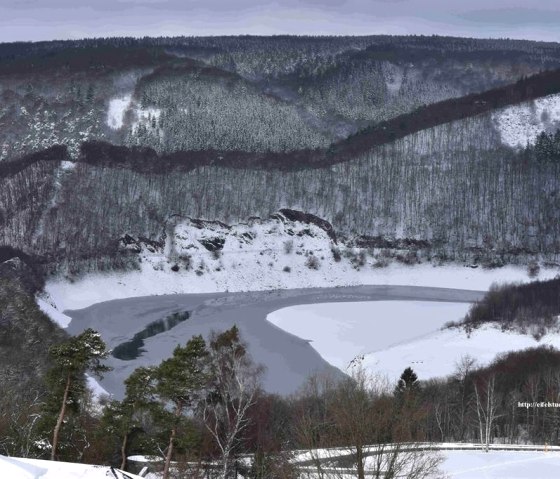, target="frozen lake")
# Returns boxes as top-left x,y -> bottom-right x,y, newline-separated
65,285 -> 483,398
